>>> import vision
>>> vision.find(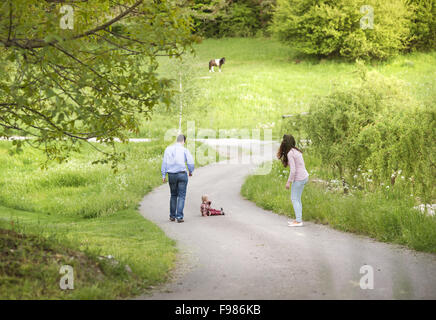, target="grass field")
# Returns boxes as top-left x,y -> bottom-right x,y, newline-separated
137,38 -> 436,139
1,37 -> 435,298
0,139 -> 218,299
0,140 -> 175,299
